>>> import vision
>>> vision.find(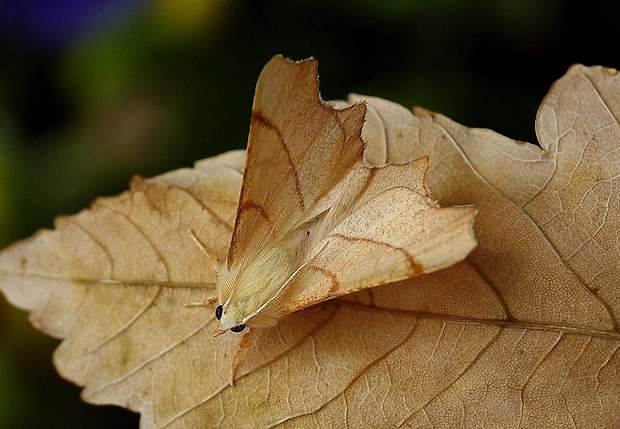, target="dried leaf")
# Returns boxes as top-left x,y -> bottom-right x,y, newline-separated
1,60 -> 620,428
